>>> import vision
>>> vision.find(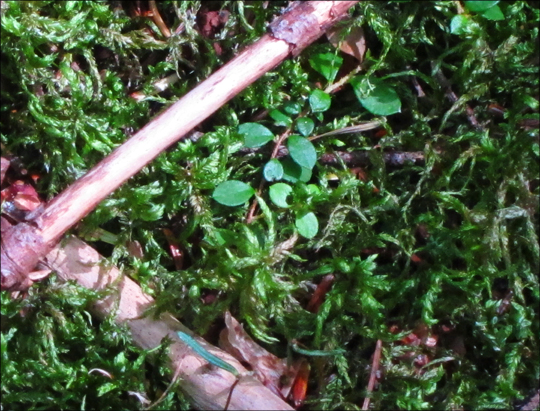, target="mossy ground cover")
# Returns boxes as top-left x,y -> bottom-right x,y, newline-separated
1,1 -> 538,410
